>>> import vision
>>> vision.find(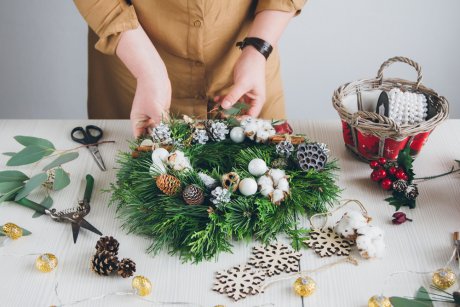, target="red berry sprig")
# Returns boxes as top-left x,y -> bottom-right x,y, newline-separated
368,158 -> 408,192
